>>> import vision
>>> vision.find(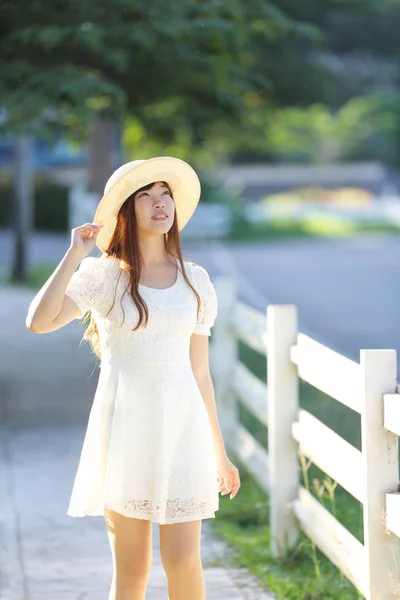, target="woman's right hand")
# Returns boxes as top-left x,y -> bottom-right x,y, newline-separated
70,223 -> 104,257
